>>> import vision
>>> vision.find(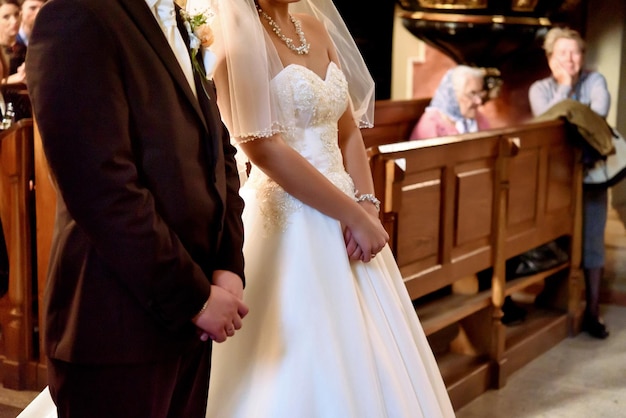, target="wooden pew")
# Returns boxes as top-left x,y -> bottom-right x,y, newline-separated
363,98 -> 430,149
0,119 -> 38,390
363,100 -> 583,410
0,119 -> 53,391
